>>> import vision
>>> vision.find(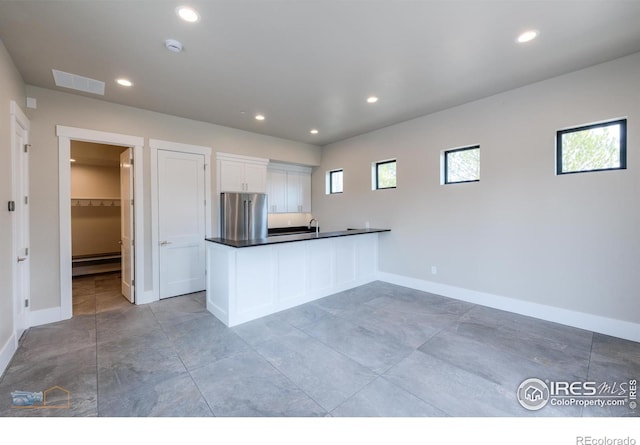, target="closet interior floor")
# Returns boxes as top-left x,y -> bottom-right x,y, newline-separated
73,272 -> 132,316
